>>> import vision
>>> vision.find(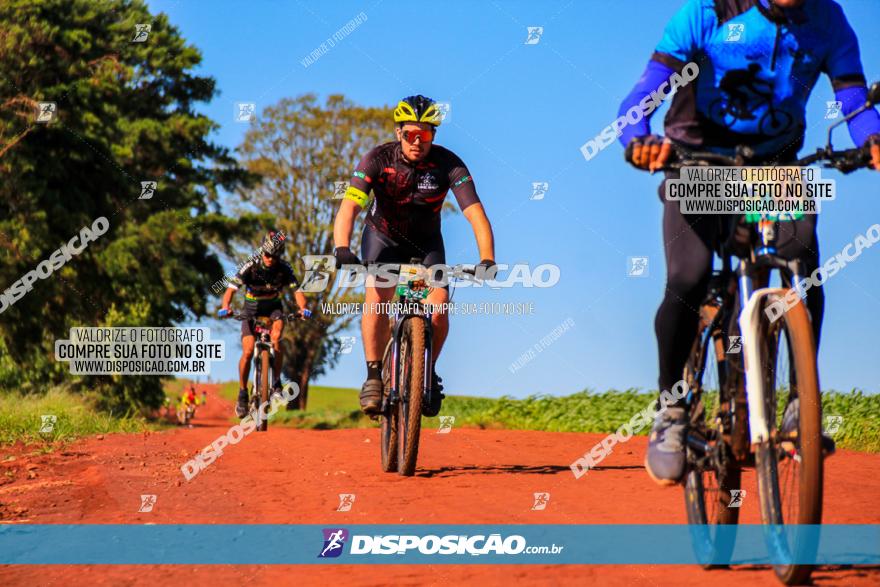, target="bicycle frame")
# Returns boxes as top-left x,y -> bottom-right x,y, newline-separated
667,136 -> 870,454
250,317 -> 276,404
668,87 -> 877,581
690,215 -> 807,451
380,259 -> 478,416
252,320 -> 274,360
